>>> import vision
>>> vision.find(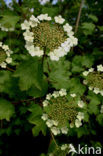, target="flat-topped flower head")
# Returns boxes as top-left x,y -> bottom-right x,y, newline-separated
0,42 -> 13,68
41,89 -> 85,135
21,14 -> 78,60
83,65 -> 103,96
